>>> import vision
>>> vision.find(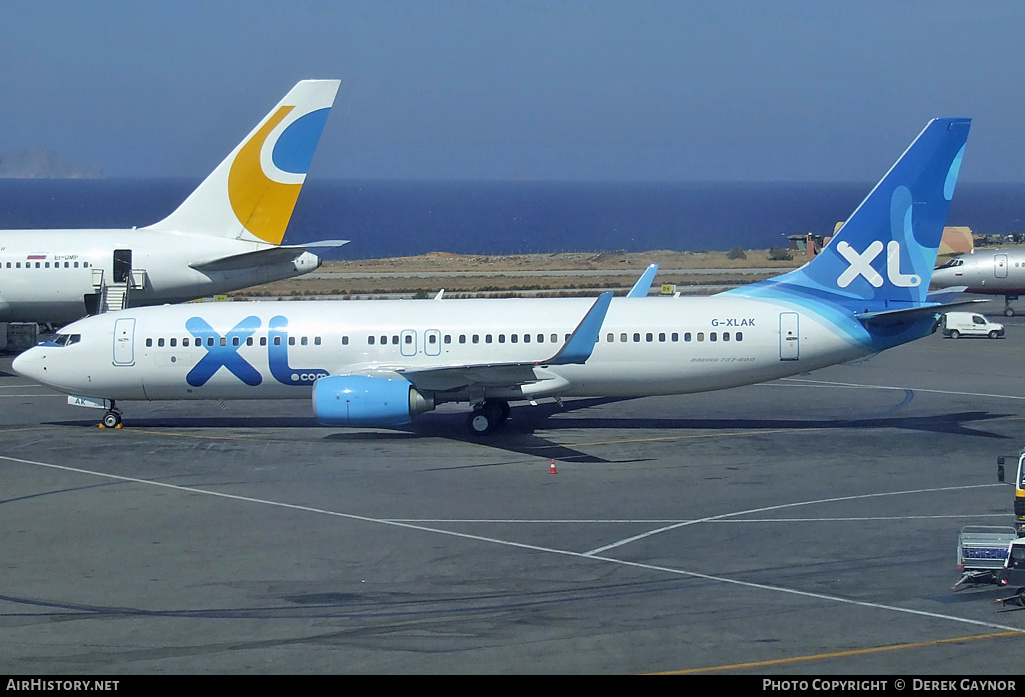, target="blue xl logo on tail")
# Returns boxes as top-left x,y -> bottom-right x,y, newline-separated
836,241 -> 920,289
